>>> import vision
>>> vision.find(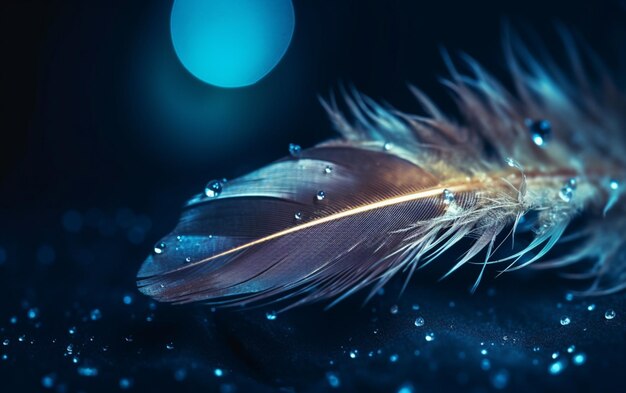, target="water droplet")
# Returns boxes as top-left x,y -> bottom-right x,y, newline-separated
316,190 -> 326,201
481,349 -> 488,356
349,350 -> 358,359
609,179 -> 620,190
119,378 -> 133,389
442,189 -> 455,205
265,311 -> 277,321
390,305 -> 399,314
481,358 -> 491,371
567,345 -> 575,353
565,292 -> 574,301
294,212 -> 302,221
324,166 -> 333,174
414,317 -> 425,327
123,295 -> 133,305
383,142 -> 394,151
505,157 -> 521,169
326,371 -> 340,388
490,369 -> 510,390
411,304 -> 420,310
572,353 -> 586,366
526,118 -> 552,147
77,366 -> 99,377
560,316 -> 571,326
27,308 -> 39,320
533,346 -> 540,352
288,143 -> 301,157
425,332 -> 435,342
551,351 -> 559,359
604,309 -> 616,320
41,373 -> 56,389
90,309 -> 102,321
214,368 -> 224,377
559,184 -> 574,202
2,339 -> 9,346
548,360 -> 565,375
587,304 -> 596,311
166,342 -> 174,350
18,335 -> 25,342
68,326 -> 77,335
204,180 -> 223,198
154,242 -> 166,254
389,353 -> 399,362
